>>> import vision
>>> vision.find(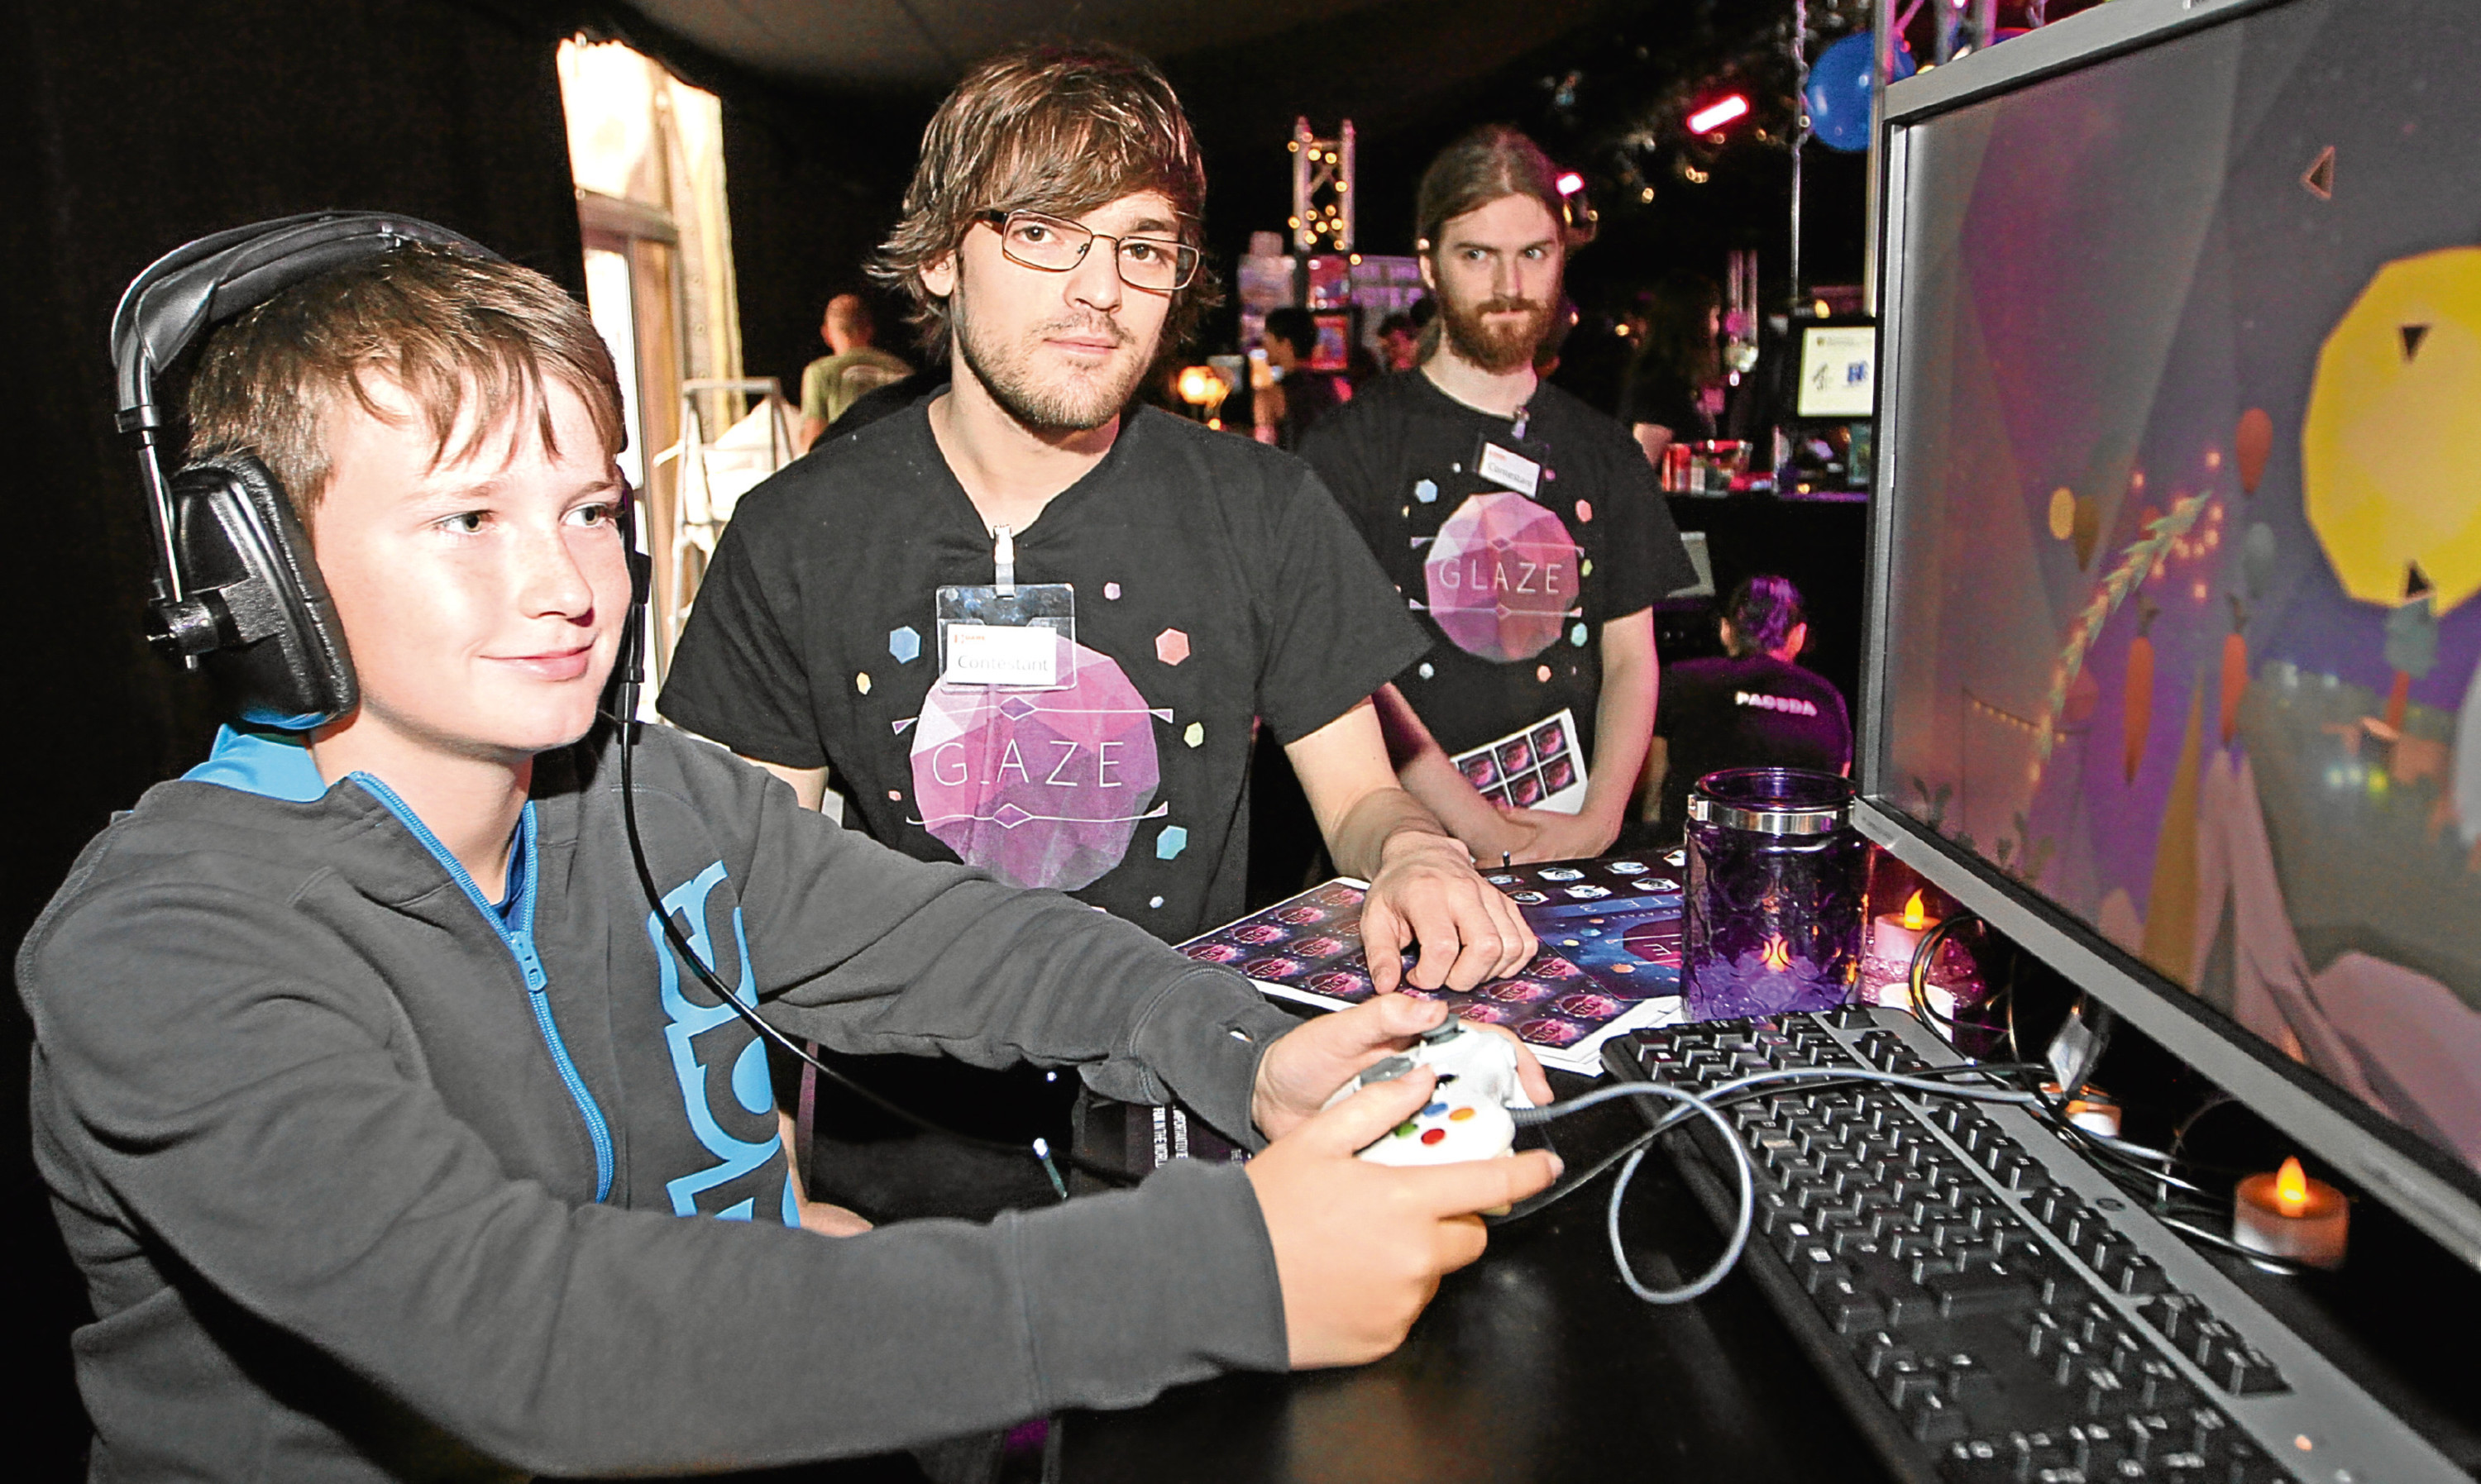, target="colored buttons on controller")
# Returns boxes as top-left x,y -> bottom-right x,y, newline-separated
1394,1122 -> 1418,1138
1421,1128 -> 1446,1145
1449,1106 -> 1477,1122
1423,1102 -> 1449,1117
